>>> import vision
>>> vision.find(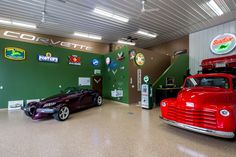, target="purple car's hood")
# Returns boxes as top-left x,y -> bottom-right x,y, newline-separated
40,93 -> 66,103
